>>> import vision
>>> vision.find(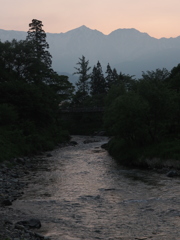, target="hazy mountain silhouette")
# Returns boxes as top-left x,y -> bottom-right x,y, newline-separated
1,26 -> 180,78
